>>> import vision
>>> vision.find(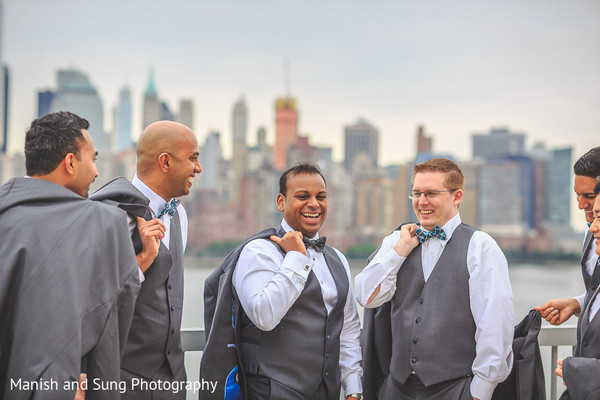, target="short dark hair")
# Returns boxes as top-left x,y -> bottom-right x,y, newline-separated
25,111 -> 90,176
574,147 -> 600,178
279,162 -> 326,196
594,176 -> 600,196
